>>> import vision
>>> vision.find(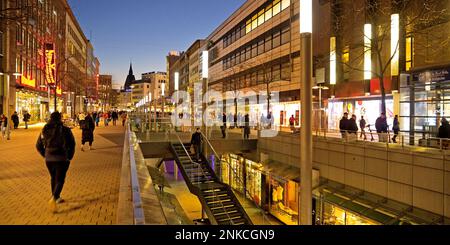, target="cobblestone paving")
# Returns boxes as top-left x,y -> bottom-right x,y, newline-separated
0,124 -> 125,225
